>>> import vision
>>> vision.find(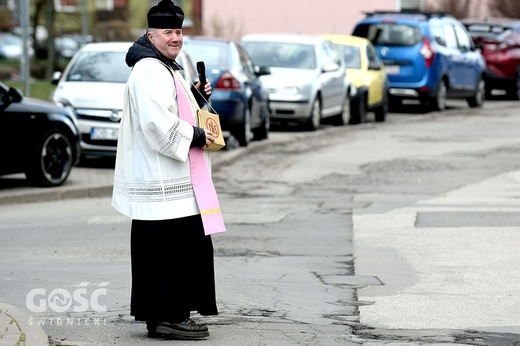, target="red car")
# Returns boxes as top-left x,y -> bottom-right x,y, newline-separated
463,19 -> 520,100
